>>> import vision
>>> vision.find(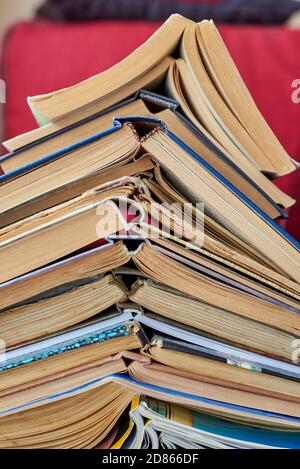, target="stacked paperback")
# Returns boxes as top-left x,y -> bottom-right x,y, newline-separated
0,14 -> 300,449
